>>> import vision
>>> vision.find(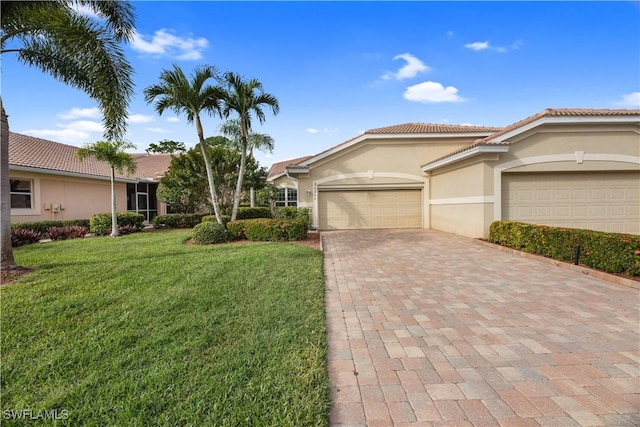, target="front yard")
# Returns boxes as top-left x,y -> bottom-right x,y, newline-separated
1,230 -> 330,425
